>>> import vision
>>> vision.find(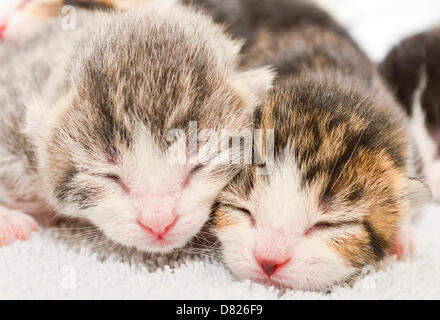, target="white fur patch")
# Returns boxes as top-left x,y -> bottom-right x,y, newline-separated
217,153 -> 355,291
